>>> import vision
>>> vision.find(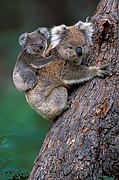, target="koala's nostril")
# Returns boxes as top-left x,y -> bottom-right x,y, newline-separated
38,43 -> 44,50
75,47 -> 82,56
